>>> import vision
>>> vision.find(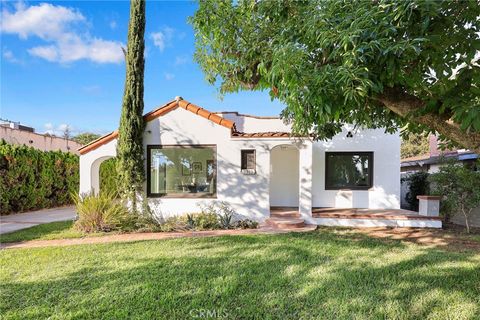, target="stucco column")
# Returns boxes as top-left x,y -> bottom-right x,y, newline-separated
79,157 -> 95,195
299,140 -> 313,224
